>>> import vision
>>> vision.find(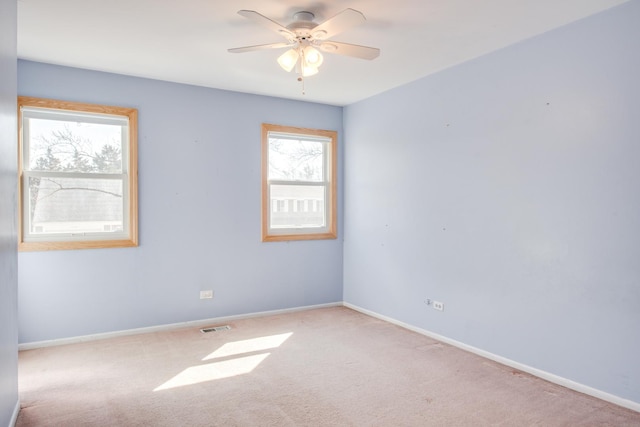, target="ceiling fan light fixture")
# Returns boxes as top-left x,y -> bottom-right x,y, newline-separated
301,64 -> 319,77
230,8 -> 379,88
277,48 -> 299,72
302,46 -> 323,67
